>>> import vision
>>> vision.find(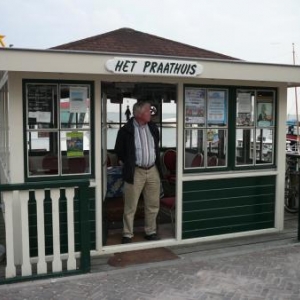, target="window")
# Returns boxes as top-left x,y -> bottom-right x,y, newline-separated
184,87 -> 228,170
235,90 -> 275,166
102,82 -> 177,149
25,82 -> 93,178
